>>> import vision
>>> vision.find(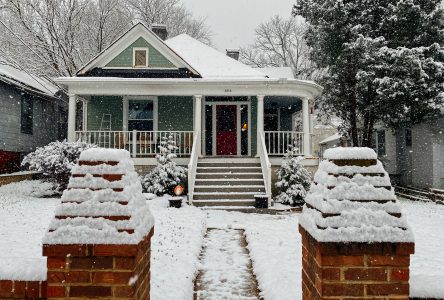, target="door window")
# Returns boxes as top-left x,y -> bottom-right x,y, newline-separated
128,100 -> 154,131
